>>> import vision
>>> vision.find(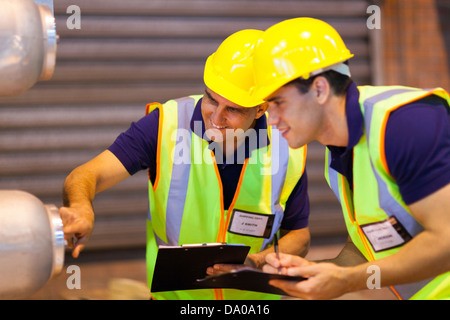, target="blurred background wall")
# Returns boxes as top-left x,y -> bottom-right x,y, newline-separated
0,0 -> 448,252
382,0 -> 450,89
